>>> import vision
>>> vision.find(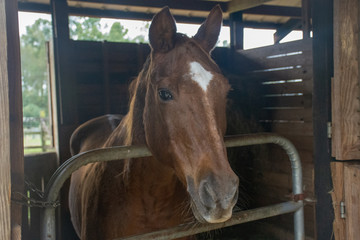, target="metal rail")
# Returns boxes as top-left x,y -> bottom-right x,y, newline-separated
41,133 -> 304,240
